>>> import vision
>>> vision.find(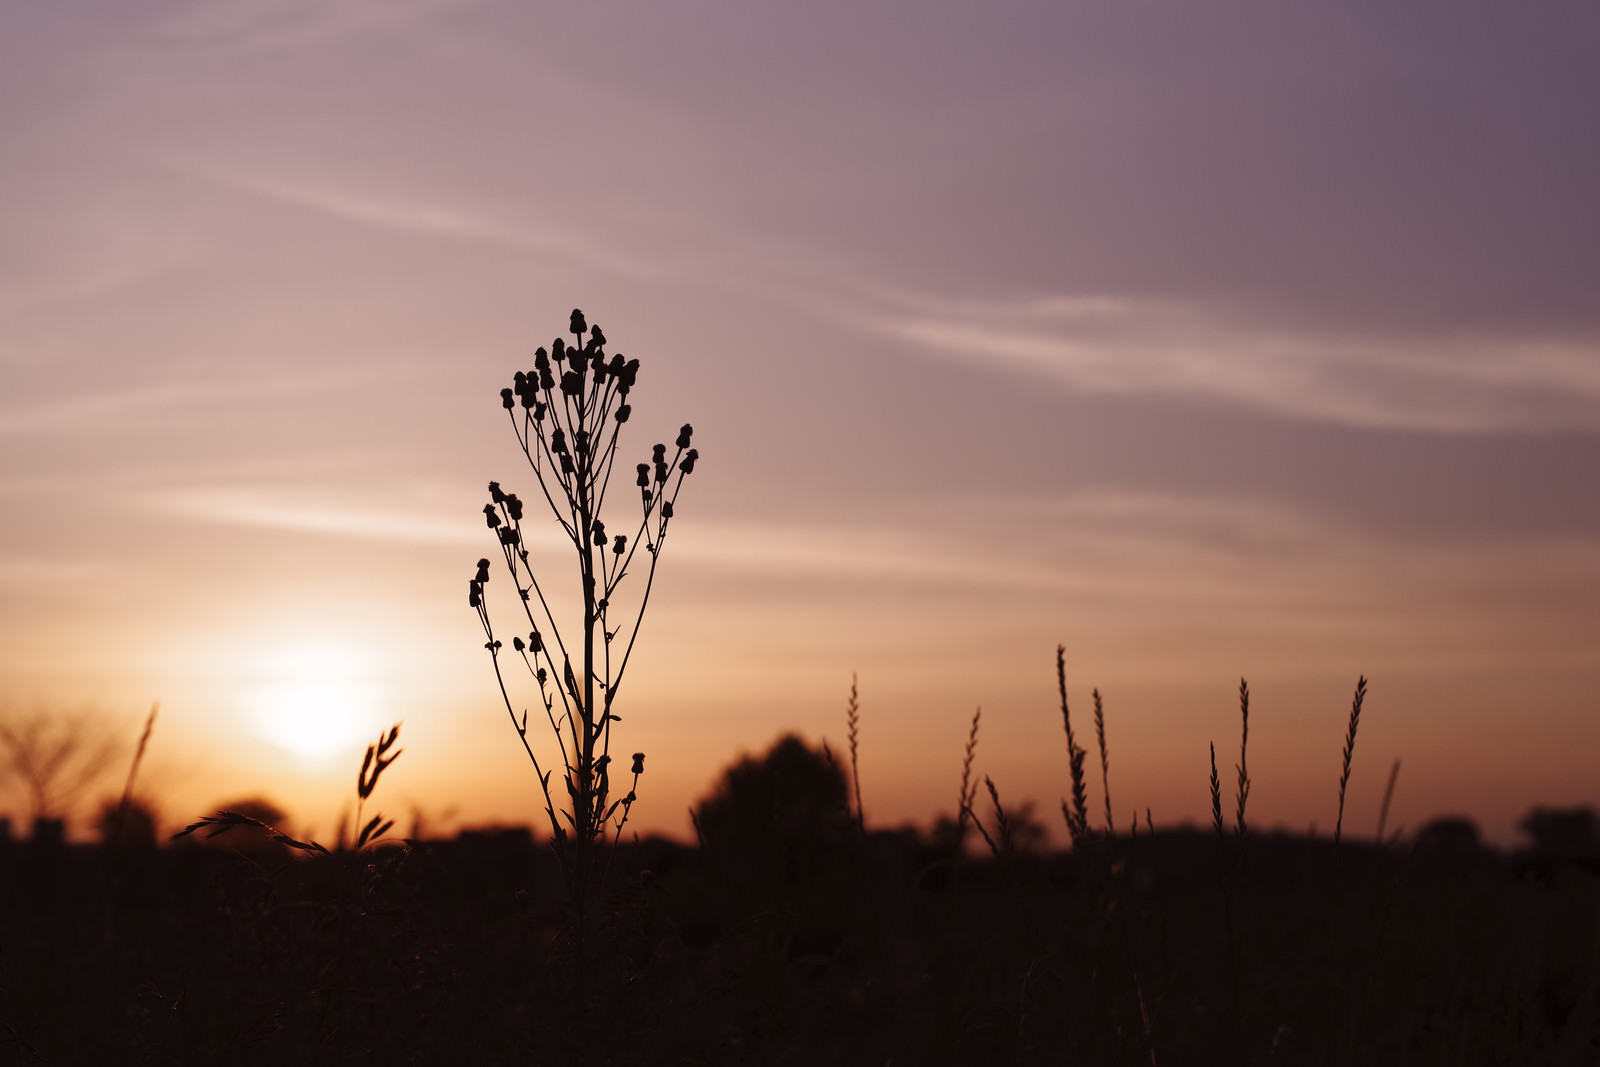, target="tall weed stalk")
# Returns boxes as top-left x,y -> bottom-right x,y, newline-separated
469,309 -> 698,914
